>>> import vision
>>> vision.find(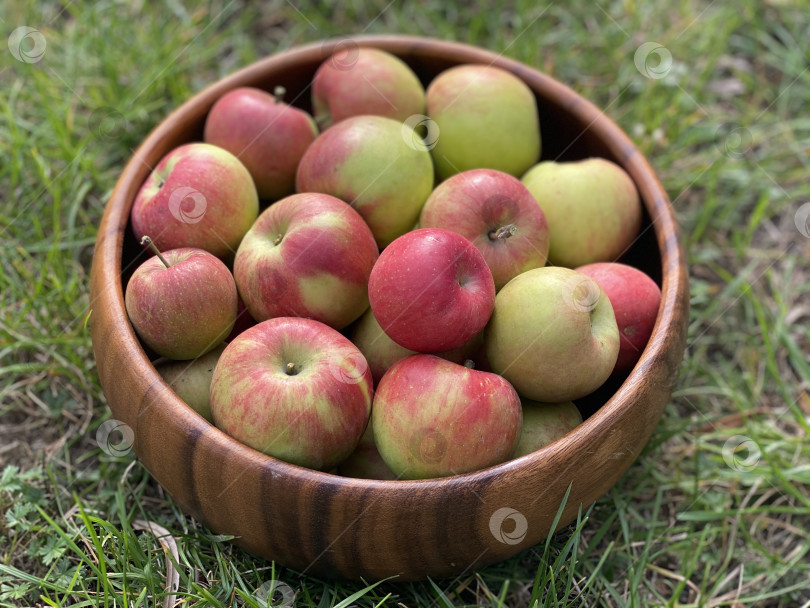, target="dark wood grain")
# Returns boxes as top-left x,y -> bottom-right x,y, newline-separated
89,35 -> 689,581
